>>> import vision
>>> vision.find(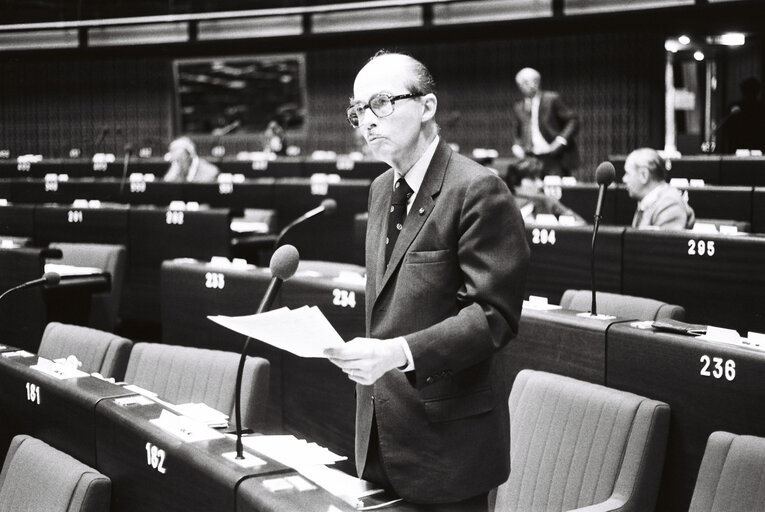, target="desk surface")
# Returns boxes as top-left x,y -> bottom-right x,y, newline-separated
607,323 -> 765,512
